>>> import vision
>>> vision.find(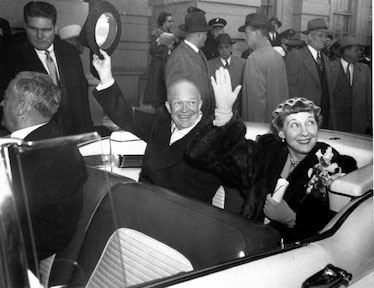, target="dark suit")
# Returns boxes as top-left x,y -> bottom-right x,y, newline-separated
285,46 -> 336,129
268,31 -> 282,47
2,33 -> 93,135
165,41 -> 215,116
330,60 -> 372,134
208,56 -> 245,115
94,83 -> 221,202
10,120 -> 87,269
